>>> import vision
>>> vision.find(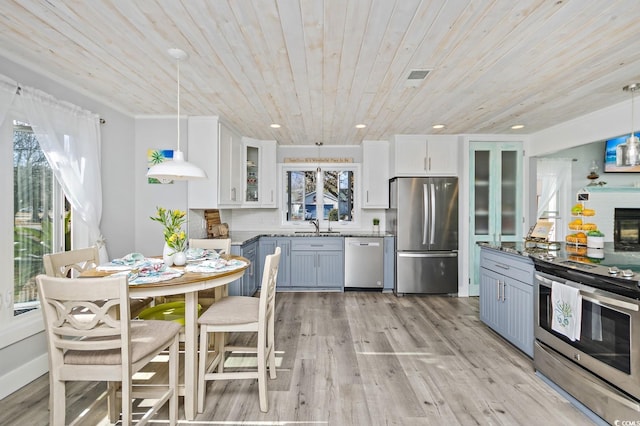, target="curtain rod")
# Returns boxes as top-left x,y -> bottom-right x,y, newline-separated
14,84 -> 105,124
